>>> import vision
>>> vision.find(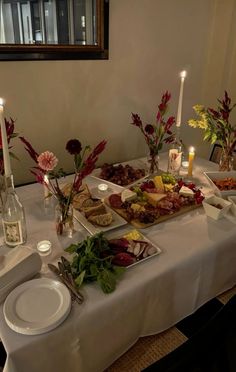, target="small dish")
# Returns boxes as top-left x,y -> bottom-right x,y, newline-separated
202,195 -> 232,220
227,196 -> 236,216
204,171 -> 236,197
